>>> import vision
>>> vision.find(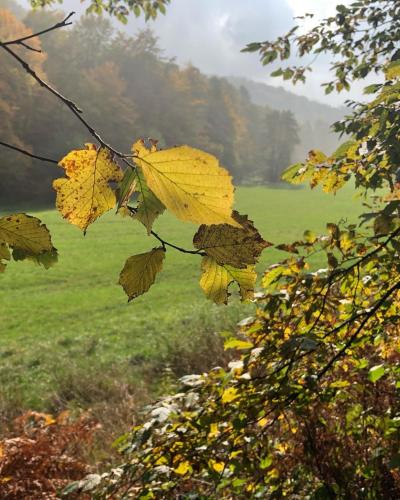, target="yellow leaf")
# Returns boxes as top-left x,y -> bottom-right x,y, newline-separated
258,418 -> 269,428
224,338 -> 254,350
0,214 -> 56,272
132,140 -> 239,226
193,211 -> 271,268
386,60 -> 400,80
54,144 -> 123,232
174,460 -> 192,475
222,387 -> 239,404
199,257 -> 257,305
119,247 -> 165,301
208,423 -> 219,438
44,414 -> 56,426
209,460 -> 225,473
